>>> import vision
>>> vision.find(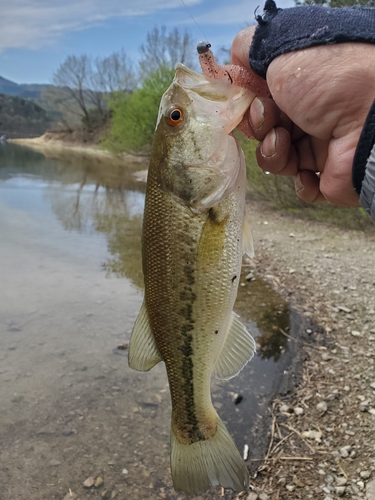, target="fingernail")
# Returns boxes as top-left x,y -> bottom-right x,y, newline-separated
249,97 -> 264,130
295,174 -> 304,194
261,128 -> 276,157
